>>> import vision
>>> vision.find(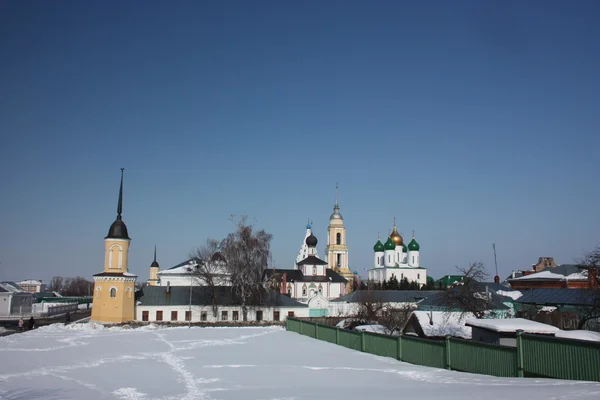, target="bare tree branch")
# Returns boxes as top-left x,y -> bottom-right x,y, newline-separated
220,215 -> 273,320
439,261 -> 491,319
